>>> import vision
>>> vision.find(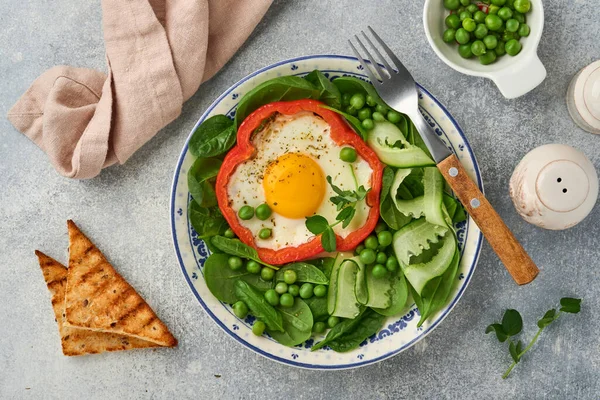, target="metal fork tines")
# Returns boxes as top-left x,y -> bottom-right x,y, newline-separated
348,27 -> 452,163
